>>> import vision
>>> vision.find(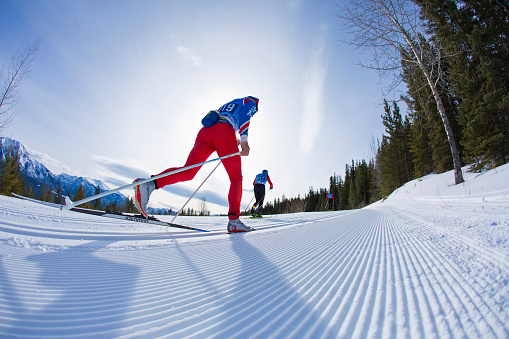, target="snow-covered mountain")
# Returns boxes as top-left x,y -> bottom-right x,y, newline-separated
0,137 -> 125,205
0,137 -> 55,182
